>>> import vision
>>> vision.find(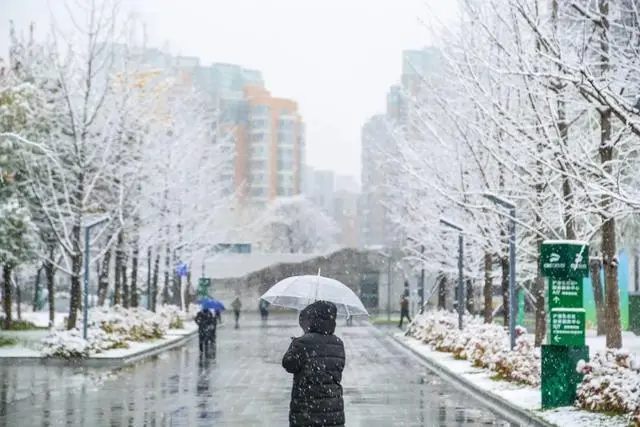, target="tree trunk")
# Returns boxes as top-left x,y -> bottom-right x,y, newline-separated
595,0 -> 621,349
500,255 -> 509,327
45,252 -> 56,328
67,224 -> 82,330
122,252 -> 129,308
97,246 -> 112,306
114,230 -> 124,306
152,250 -> 160,312
15,283 -> 21,321
2,264 -> 13,330
465,278 -> 474,315
172,248 -> 180,306
163,241 -> 170,305
32,264 -> 43,311
437,273 -> 447,309
185,266 -> 192,311
534,235 -> 546,347
590,257 -> 606,336
483,251 -> 493,323
130,243 -> 139,308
